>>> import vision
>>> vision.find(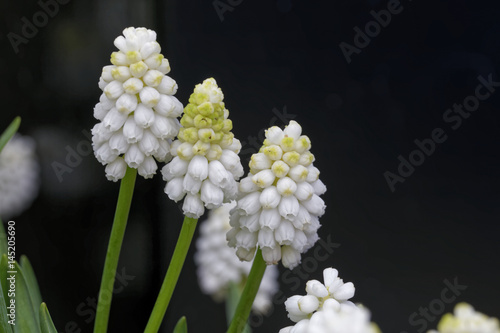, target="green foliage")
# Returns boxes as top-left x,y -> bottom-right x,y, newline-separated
173,316 -> 188,333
